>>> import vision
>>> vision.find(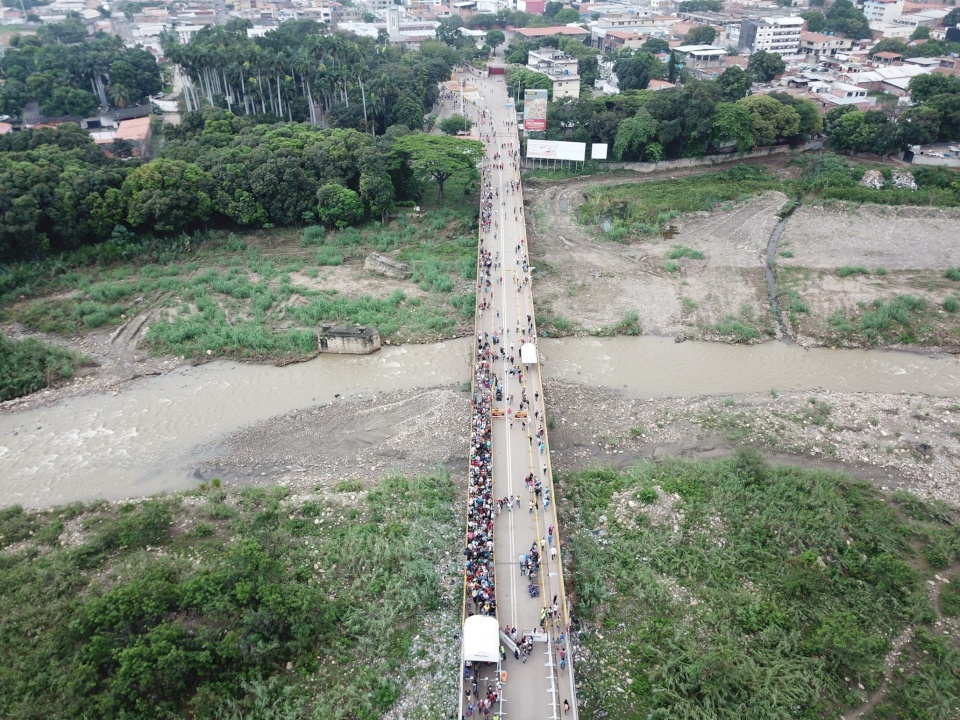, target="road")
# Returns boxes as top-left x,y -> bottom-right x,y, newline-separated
462,73 -> 578,720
